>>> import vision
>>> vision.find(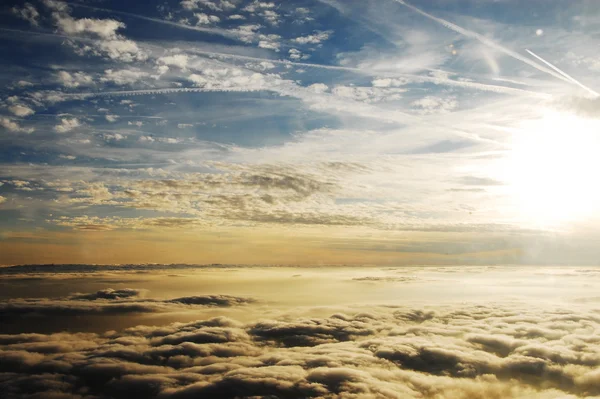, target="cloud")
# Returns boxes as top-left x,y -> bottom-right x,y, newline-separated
3,301 -> 600,398
0,118 -> 34,133
69,288 -> 145,300
56,71 -> 93,88
101,69 -> 150,85
12,3 -> 40,26
53,118 -> 81,133
195,13 -> 221,25
53,15 -> 125,39
157,54 -> 189,71
292,30 -> 332,45
8,104 -> 35,117
0,196 -> 6,205
0,291 -> 256,319
44,0 -> 147,62
168,295 -> 256,306
411,96 -> 458,114
39,164 -> 362,227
